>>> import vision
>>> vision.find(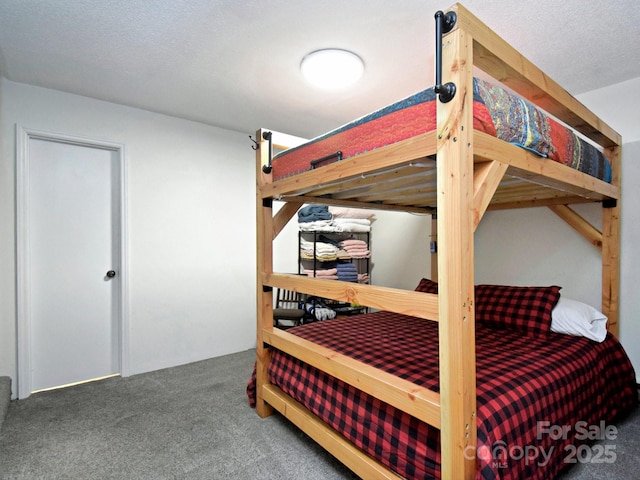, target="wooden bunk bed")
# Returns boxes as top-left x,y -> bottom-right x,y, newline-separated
251,4 -> 635,479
